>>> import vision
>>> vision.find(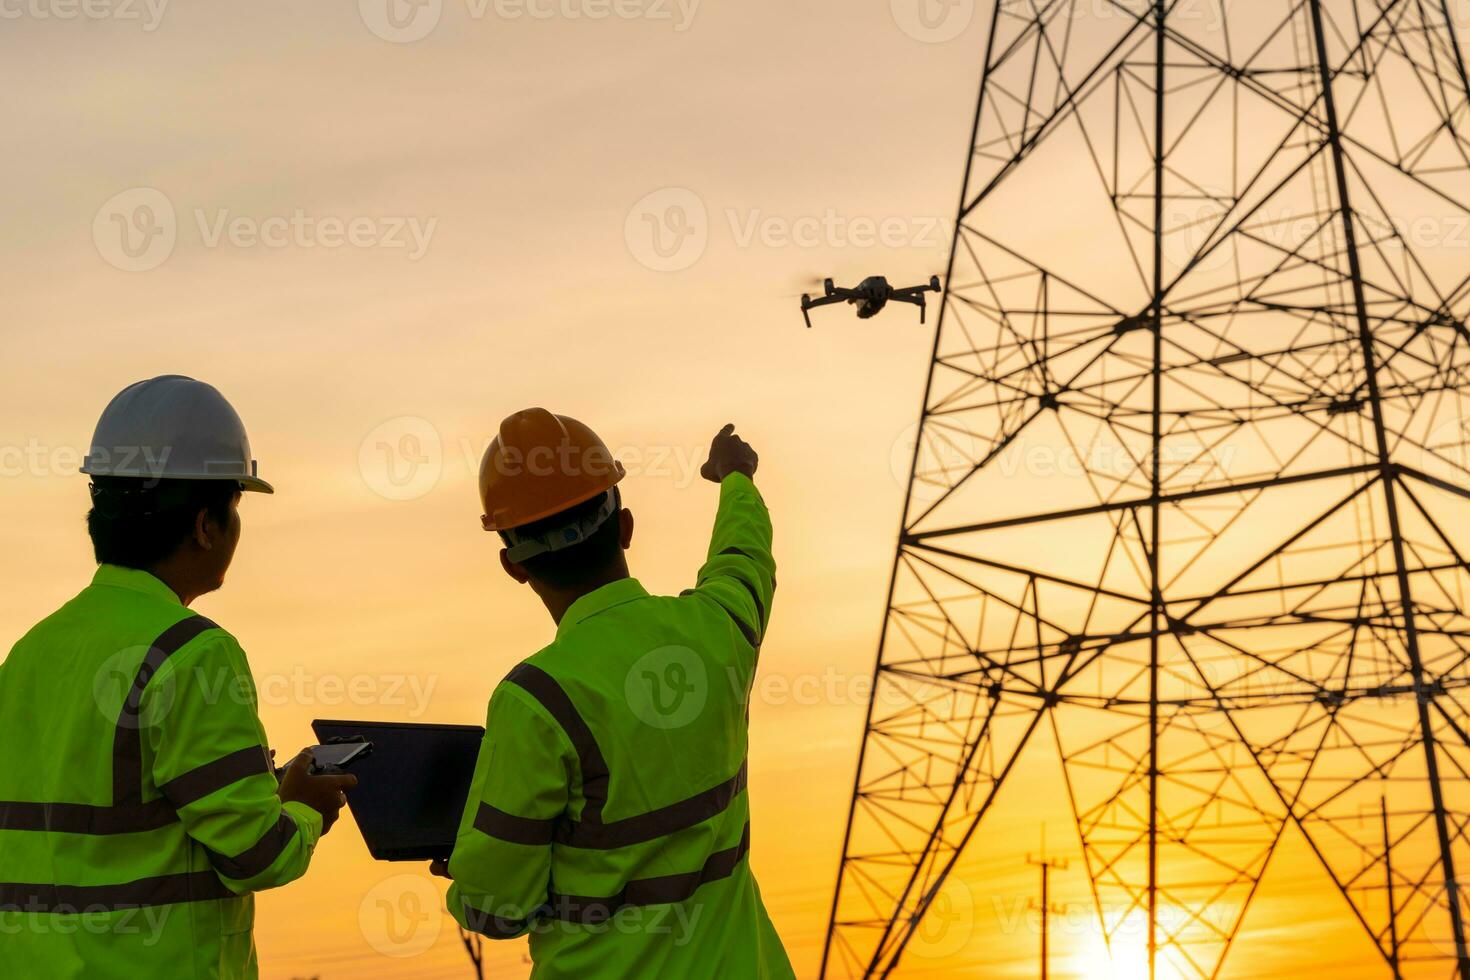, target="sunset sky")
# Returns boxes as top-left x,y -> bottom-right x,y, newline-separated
0,1 -> 1439,977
